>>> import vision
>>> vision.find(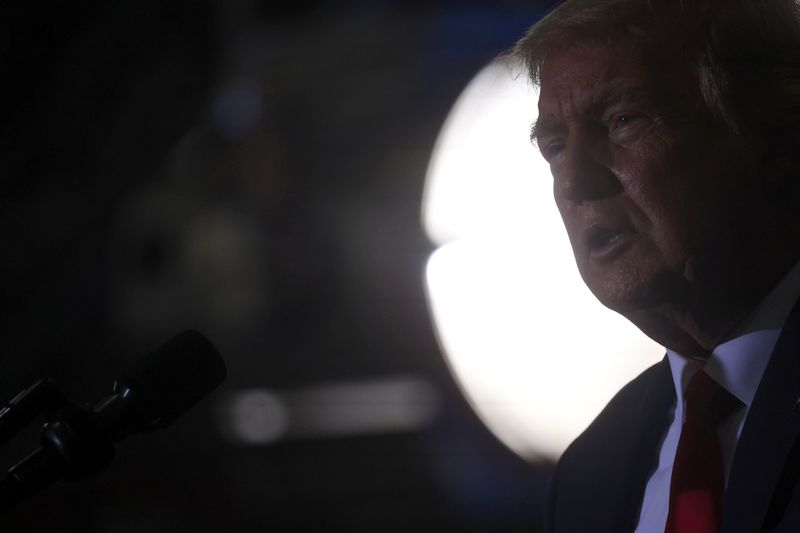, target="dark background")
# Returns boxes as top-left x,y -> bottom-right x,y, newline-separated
1,1 -> 558,531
